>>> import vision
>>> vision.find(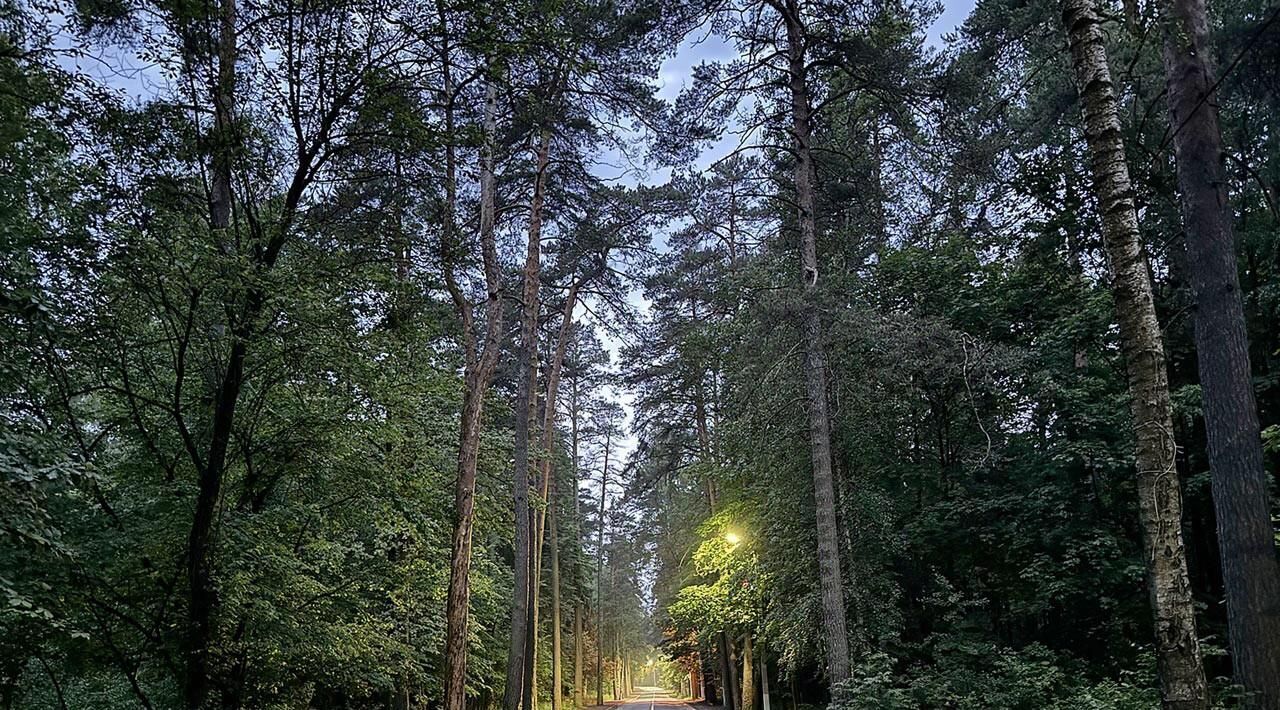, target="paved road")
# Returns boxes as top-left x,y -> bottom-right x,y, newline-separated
613,686 -> 695,710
